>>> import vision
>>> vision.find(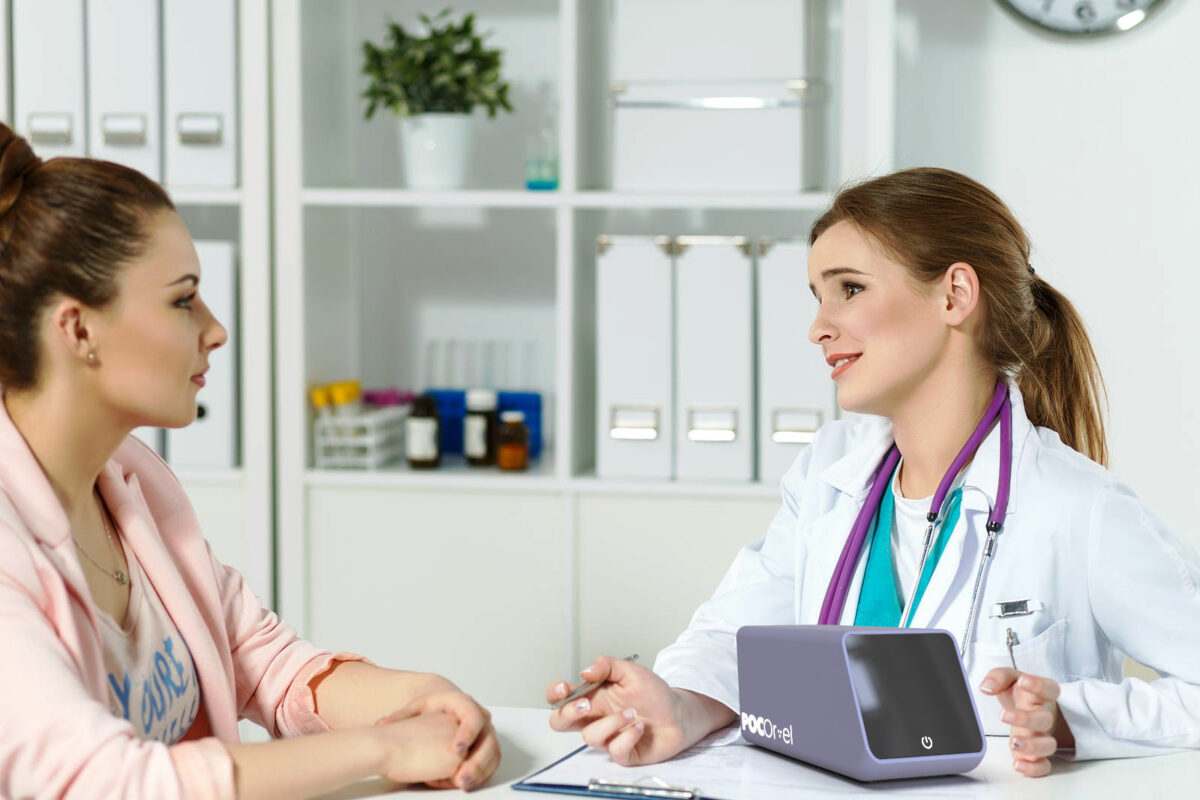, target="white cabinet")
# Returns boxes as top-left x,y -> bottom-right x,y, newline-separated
577,494 -> 780,666
307,486 -> 570,707
272,0 -> 895,680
